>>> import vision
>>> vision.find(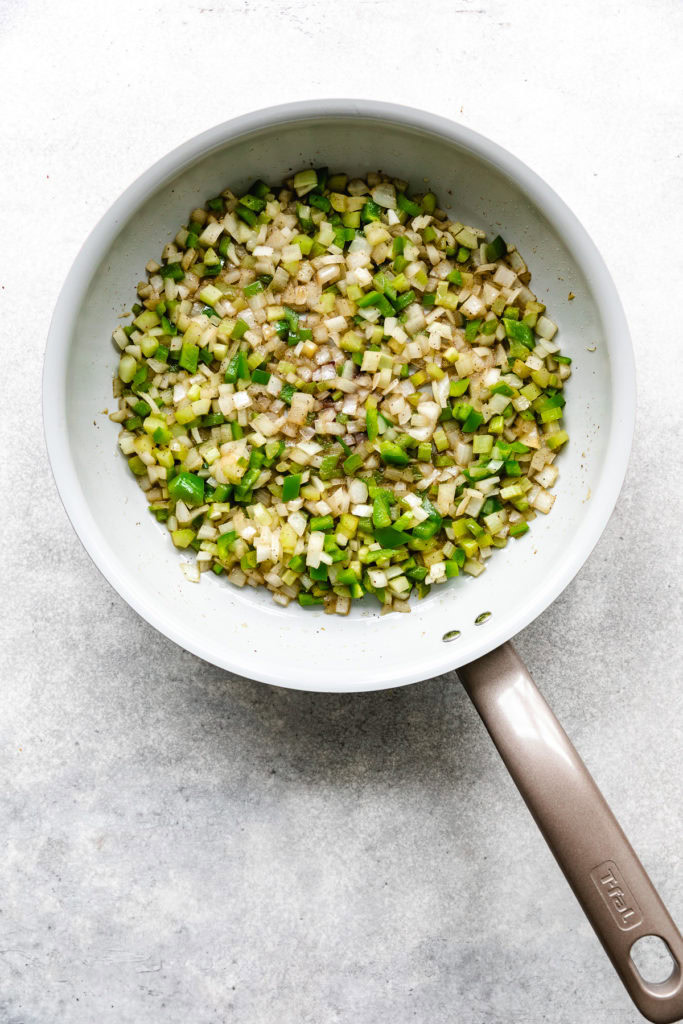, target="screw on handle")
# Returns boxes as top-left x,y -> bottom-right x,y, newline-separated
458,642 -> 683,1024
